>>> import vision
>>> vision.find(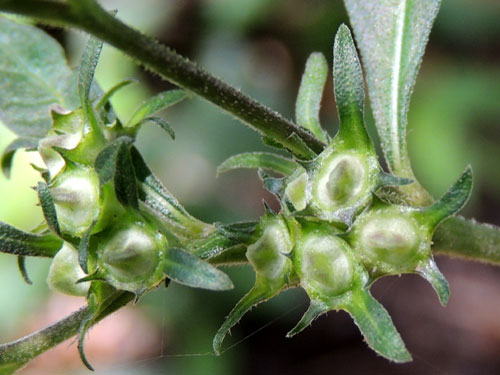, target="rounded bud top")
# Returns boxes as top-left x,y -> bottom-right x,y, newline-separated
47,242 -> 90,297
354,210 -> 424,273
246,218 -> 292,280
101,225 -> 160,283
51,167 -> 100,236
298,234 -> 354,297
316,154 -> 366,208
